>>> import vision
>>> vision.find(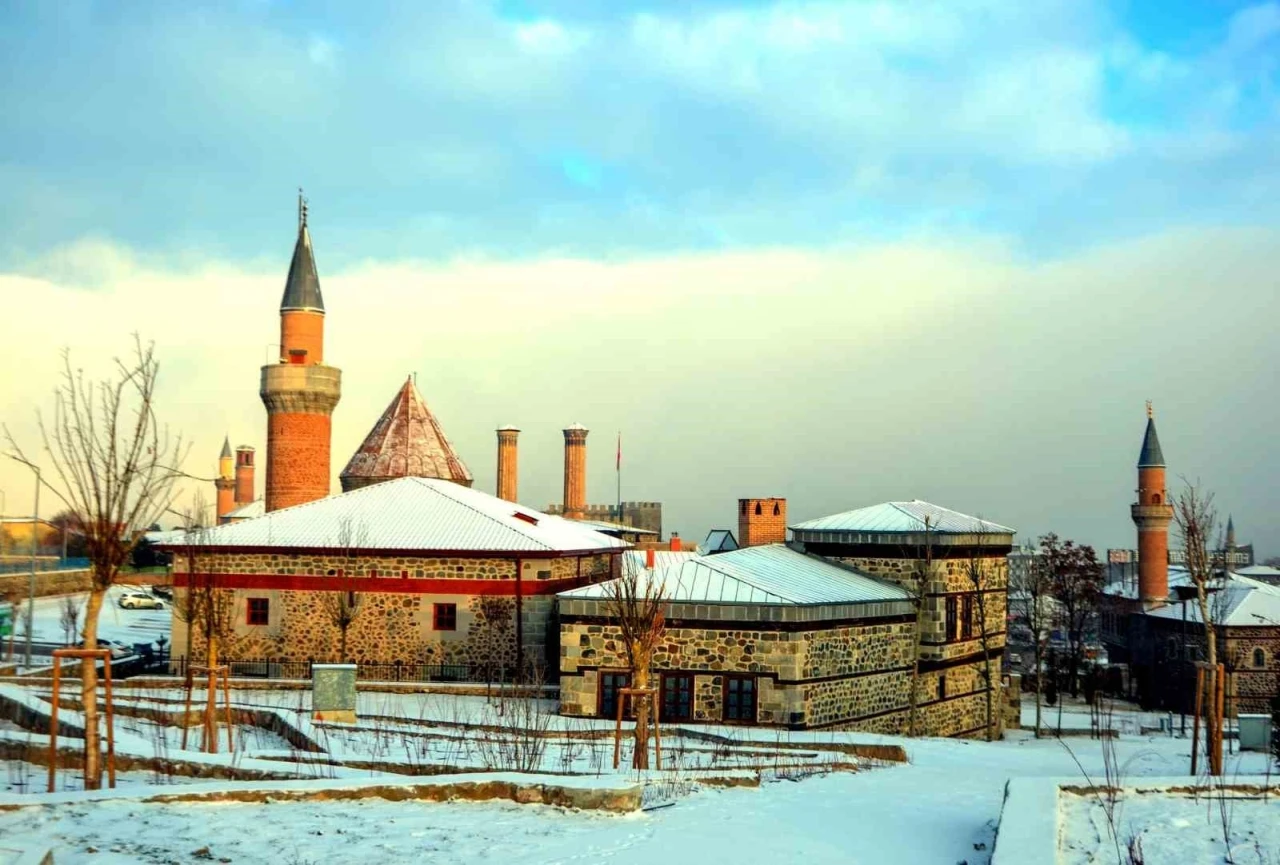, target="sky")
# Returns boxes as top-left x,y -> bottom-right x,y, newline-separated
0,0 -> 1277,556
